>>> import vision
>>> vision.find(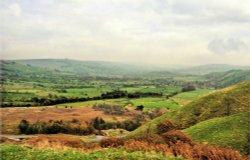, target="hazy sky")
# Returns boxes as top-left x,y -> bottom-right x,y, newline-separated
1,0 -> 250,65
